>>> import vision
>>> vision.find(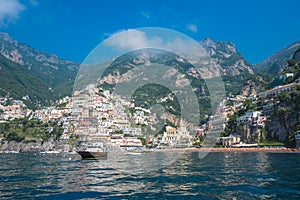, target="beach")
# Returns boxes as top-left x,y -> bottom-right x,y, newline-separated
191,147 -> 299,153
